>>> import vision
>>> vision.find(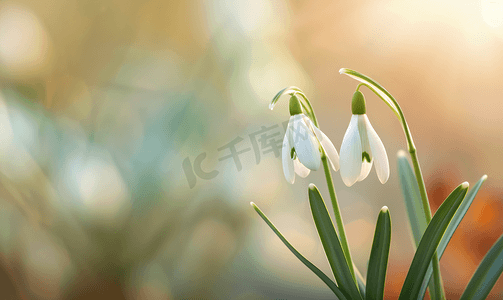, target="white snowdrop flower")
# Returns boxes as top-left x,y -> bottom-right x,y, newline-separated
340,90 -> 389,187
282,95 -> 339,184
